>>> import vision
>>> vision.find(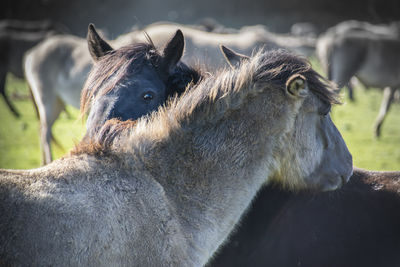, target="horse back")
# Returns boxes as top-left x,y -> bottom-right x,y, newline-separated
0,157 -> 189,266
